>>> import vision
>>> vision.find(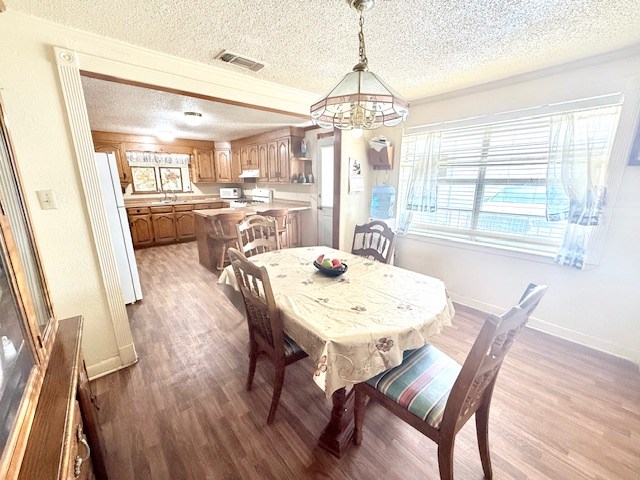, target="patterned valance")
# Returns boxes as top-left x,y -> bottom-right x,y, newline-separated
126,151 -> 191,165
